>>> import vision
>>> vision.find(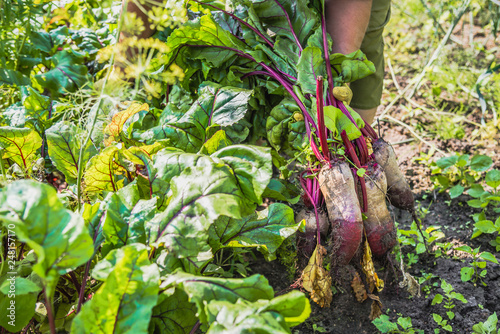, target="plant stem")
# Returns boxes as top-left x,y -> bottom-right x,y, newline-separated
44,288 -> 56,334
0,152 -> 7,182
76,259 -> 92,313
